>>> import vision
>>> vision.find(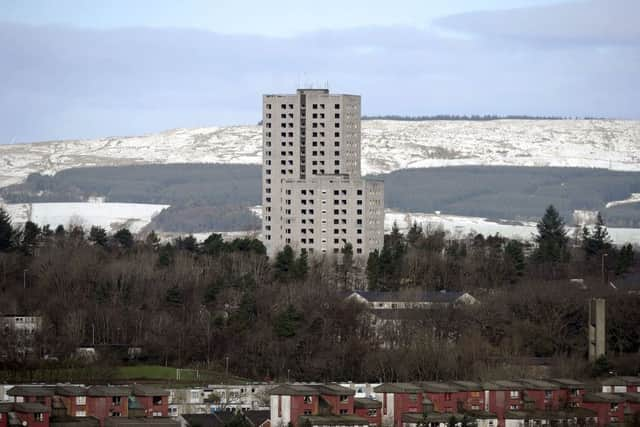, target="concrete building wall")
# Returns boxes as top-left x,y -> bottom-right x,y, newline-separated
262,89 -> 383,258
